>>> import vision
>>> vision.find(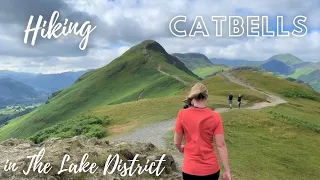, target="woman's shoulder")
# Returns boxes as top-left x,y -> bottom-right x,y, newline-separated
209,109 -> 222,118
